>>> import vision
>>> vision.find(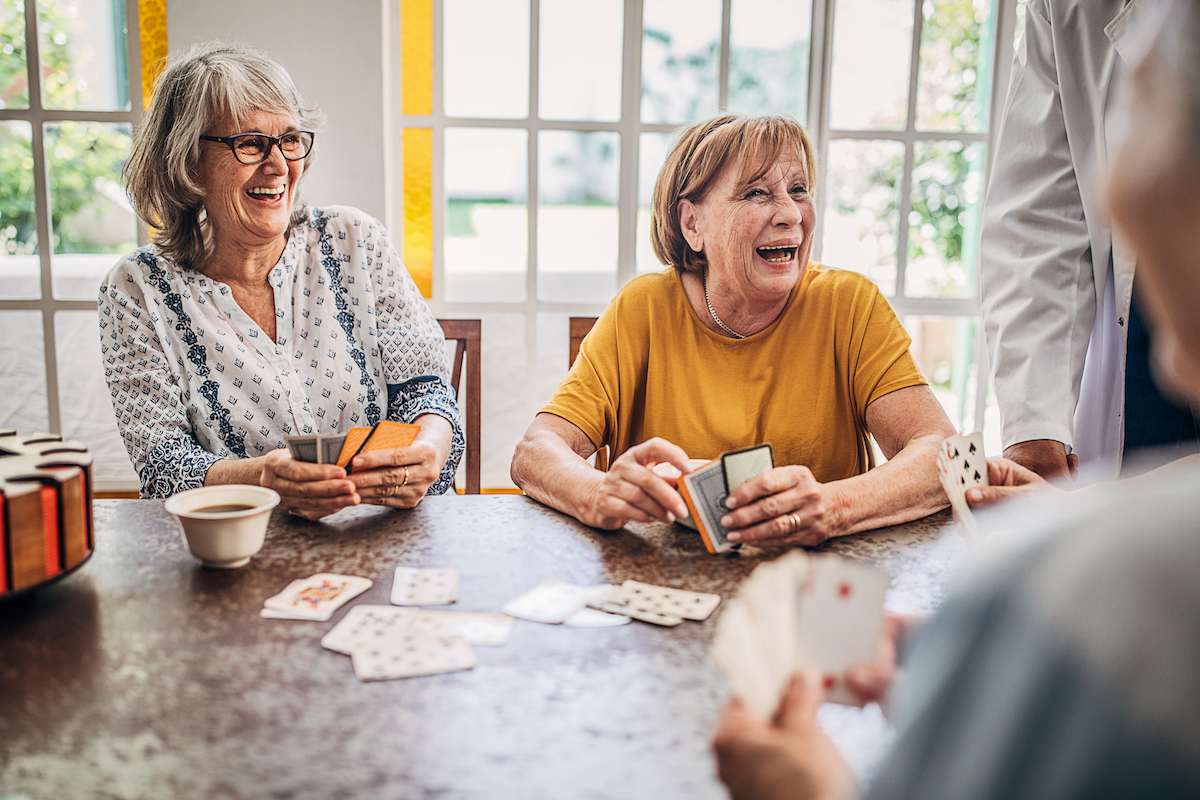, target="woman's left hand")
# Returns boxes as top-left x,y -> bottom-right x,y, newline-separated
719,466 -> 846,548
347,441 -> 444,509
